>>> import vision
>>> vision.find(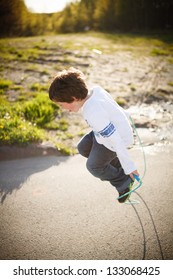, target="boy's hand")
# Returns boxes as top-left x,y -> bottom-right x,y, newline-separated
129,170 -> 139,180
